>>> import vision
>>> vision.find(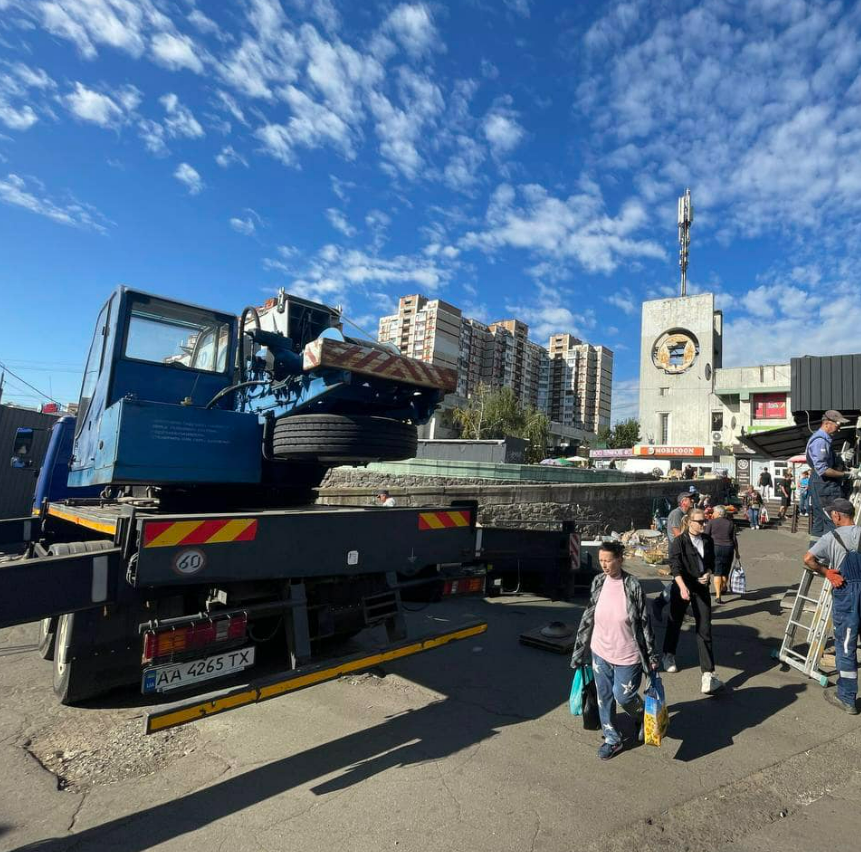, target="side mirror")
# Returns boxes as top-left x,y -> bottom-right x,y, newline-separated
10,427 -> 34,469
